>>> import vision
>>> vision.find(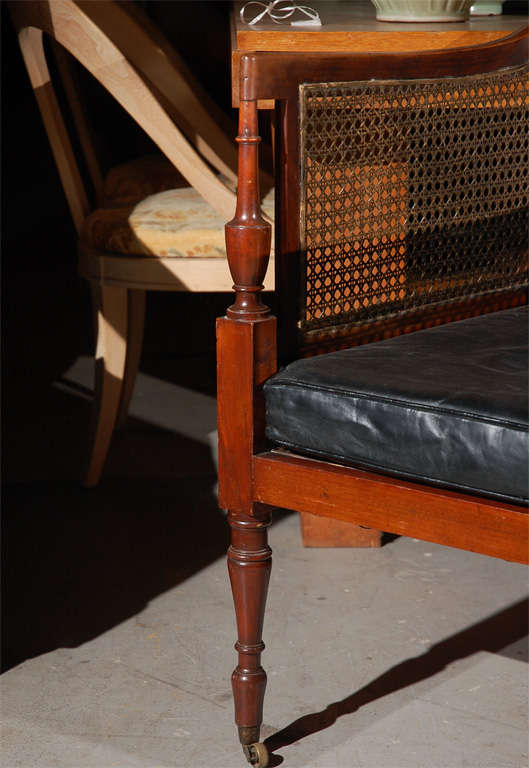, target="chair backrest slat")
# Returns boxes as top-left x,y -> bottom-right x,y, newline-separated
77,0 -> 240,186
51,39 -> 104,201
17,25 -> 89,234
